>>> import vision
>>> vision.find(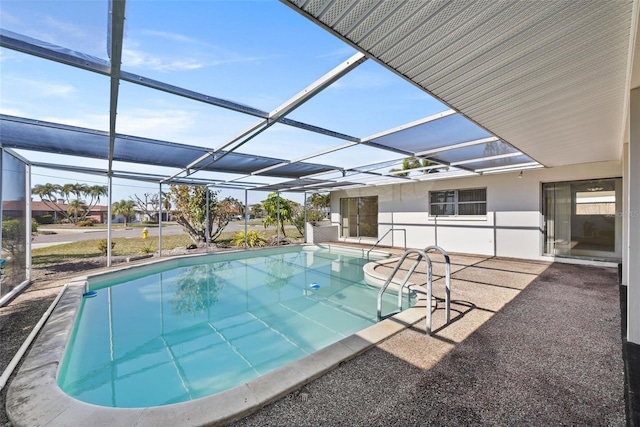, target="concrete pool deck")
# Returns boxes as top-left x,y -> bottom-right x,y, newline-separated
1,245 -> 629,426
236,250 -> 627,426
